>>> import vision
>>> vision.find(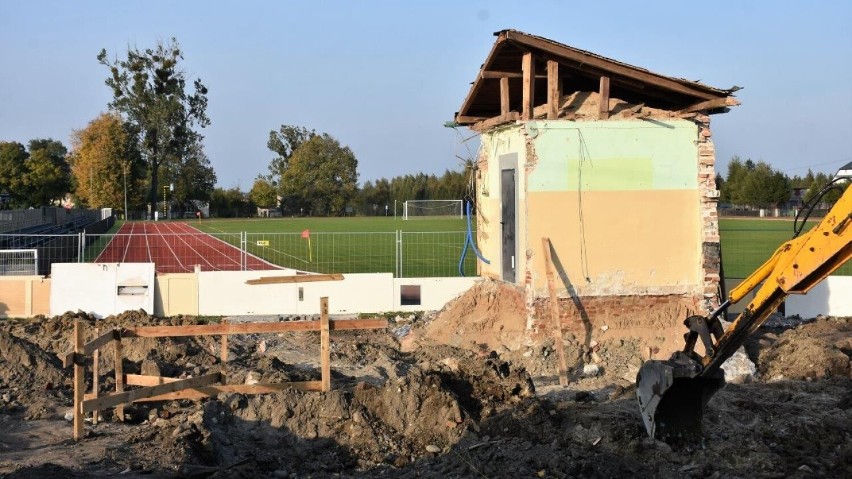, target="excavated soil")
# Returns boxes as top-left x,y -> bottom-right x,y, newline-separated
0,305 -> 850,478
